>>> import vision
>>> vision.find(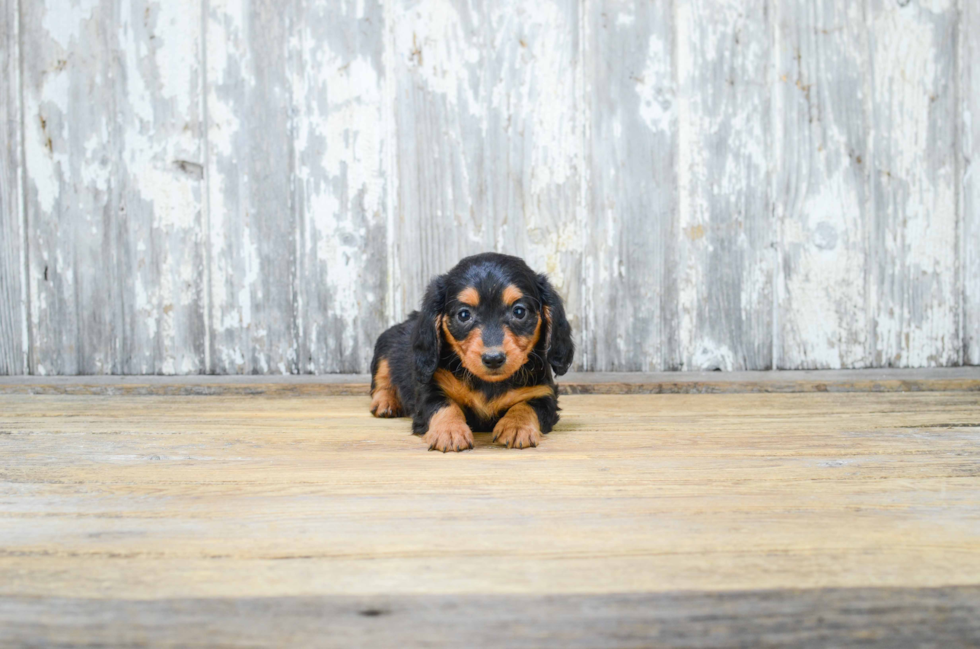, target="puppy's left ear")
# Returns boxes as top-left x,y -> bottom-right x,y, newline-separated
536,273 -> 574,376
411,274 -> 447,383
